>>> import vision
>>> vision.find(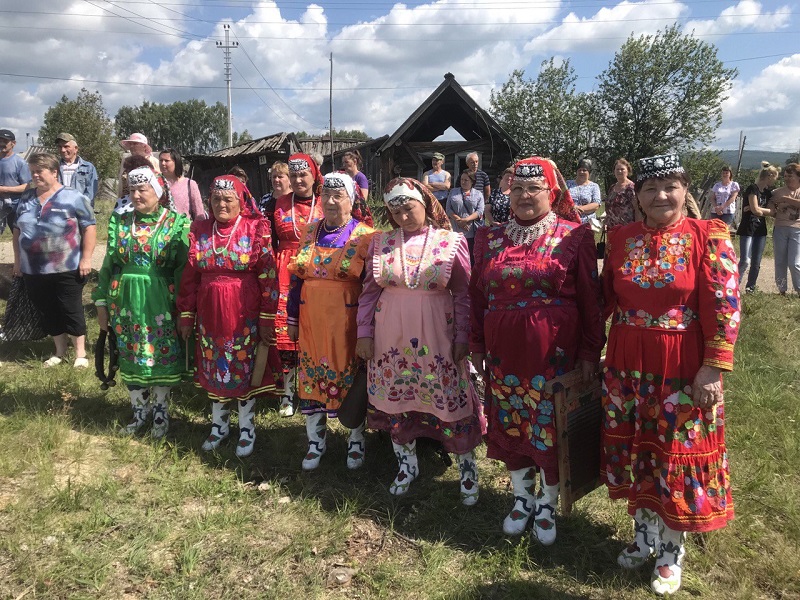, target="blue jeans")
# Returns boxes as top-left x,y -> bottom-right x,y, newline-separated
738,235 -> 767,291
773,226 -> 800,294
710,213 -> 735,226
